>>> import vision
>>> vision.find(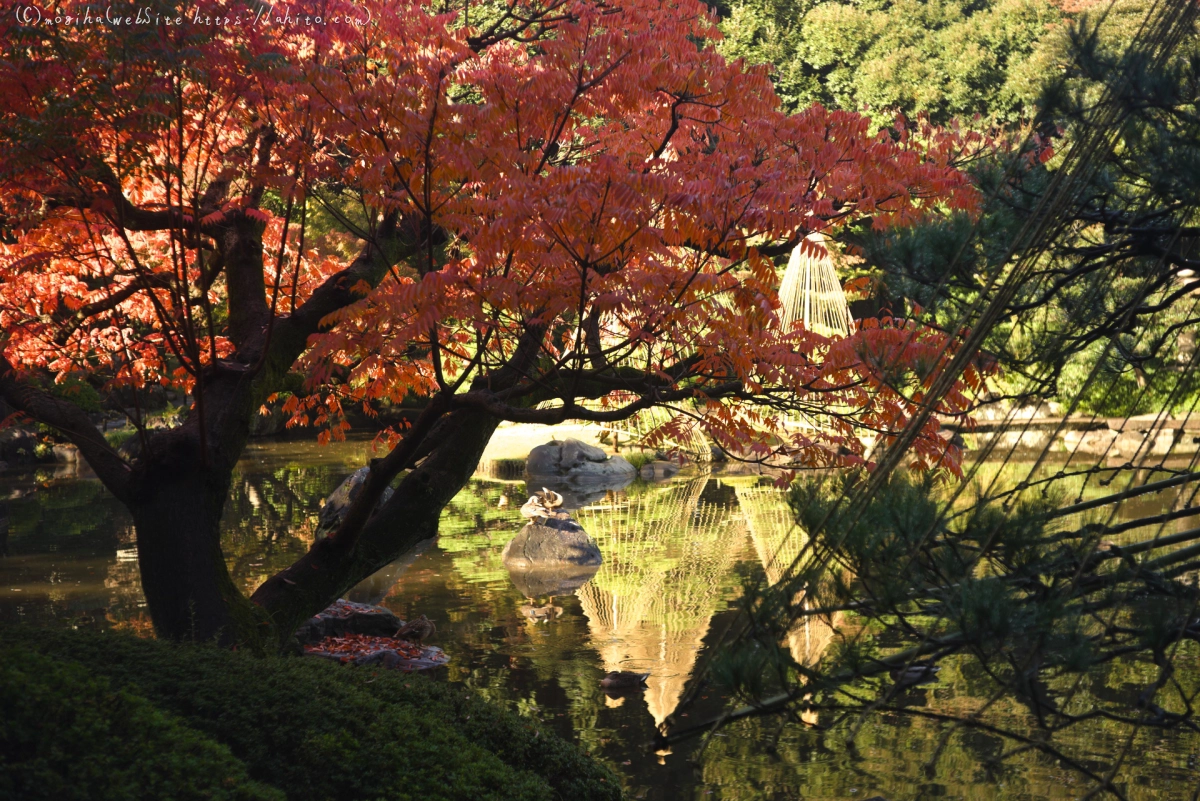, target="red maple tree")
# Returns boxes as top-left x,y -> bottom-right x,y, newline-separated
0,0 -> 985,644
